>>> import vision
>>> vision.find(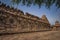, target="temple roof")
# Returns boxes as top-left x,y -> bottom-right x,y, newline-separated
41,15 -> 49,24
55,21 -> 60,27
